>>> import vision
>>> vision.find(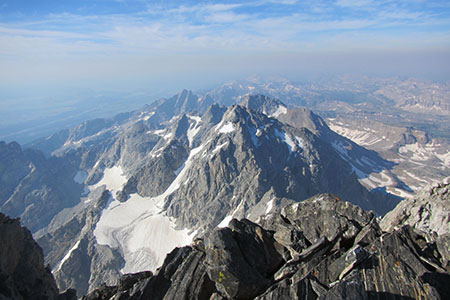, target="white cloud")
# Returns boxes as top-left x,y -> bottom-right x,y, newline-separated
0,0 -> 449,90
335,0 -> 375,8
